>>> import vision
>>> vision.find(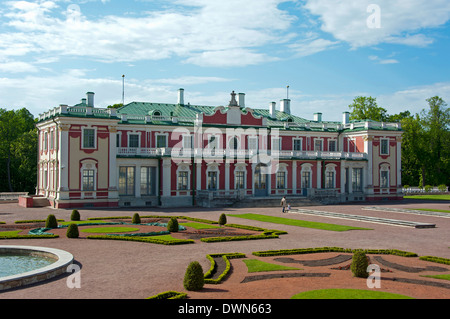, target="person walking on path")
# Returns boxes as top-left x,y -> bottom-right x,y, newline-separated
281,196 -> 287,213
